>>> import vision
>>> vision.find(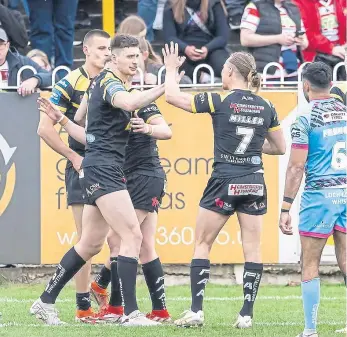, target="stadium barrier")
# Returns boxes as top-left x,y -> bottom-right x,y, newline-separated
1,62 -> 344,90
0,68 -> 341,265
